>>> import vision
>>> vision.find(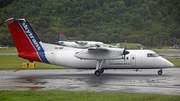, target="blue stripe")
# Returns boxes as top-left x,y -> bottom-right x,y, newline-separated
19,20 -> 49,63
